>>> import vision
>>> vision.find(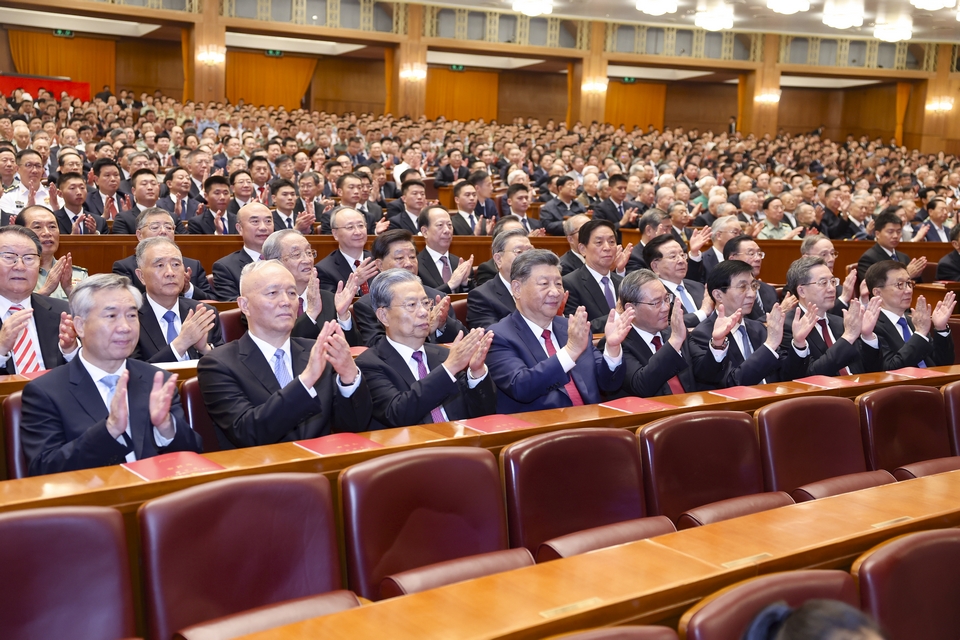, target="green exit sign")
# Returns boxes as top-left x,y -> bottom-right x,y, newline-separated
53,29 -> 74,38
622,77 -> 637,84
265,50 -> 283,57
450,64 -> 464,71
